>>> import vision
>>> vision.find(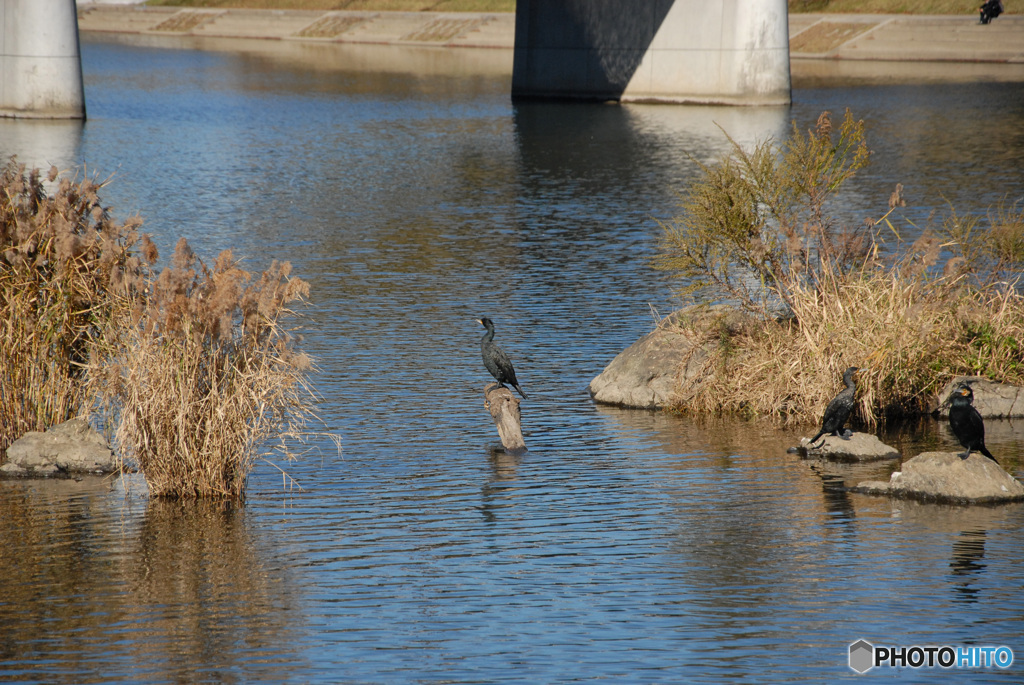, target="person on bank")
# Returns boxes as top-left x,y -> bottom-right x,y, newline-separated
980,0 -> 1003,24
